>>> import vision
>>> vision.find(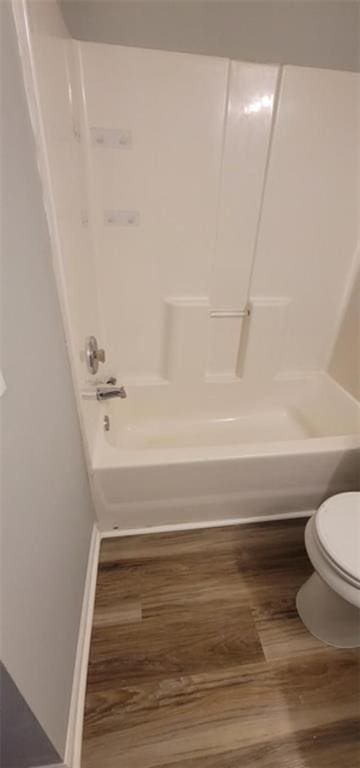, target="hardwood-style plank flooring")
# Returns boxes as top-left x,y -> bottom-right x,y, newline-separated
82,519 -> 360,767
